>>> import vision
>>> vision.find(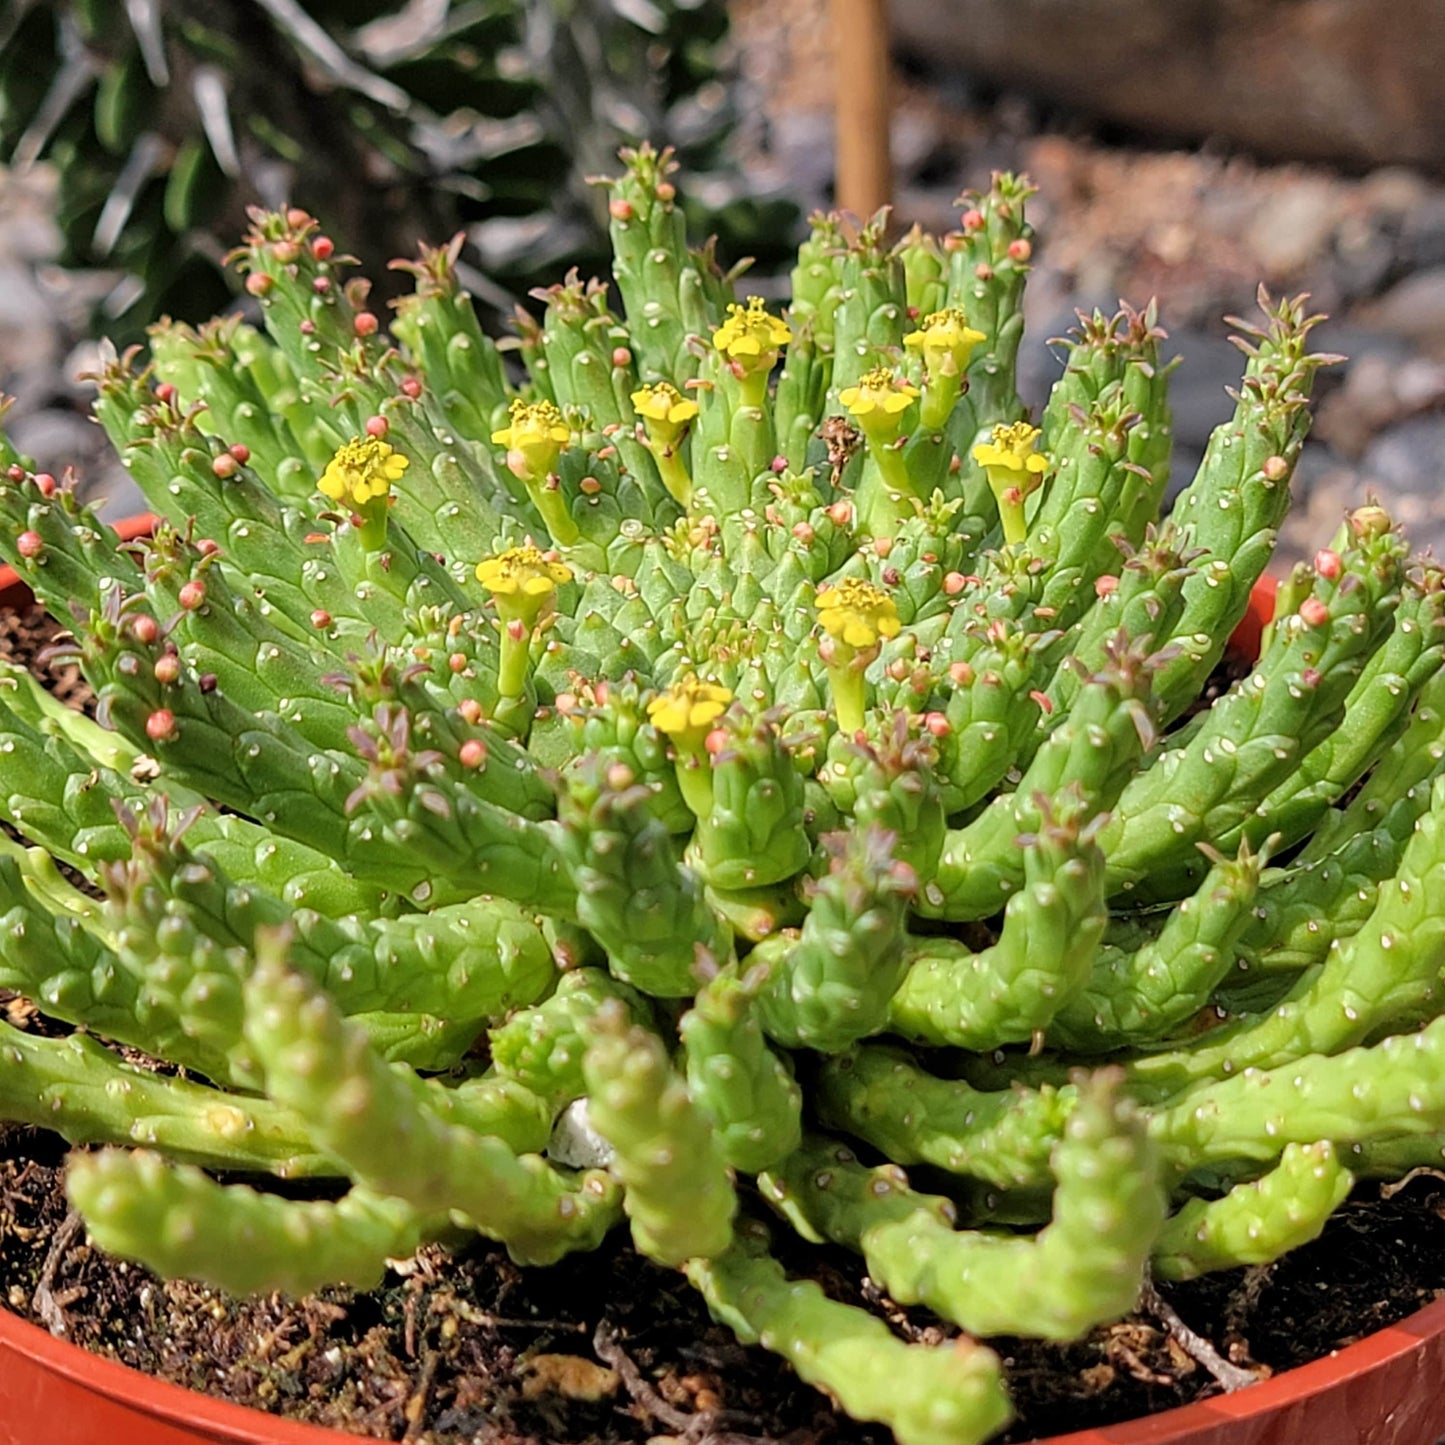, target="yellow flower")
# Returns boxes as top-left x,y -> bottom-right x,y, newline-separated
647,677 -> 733,739
971,421 -> 1051,546
971,421 -> 1049,488
475,544 -> 572,602
317,436 -> 409,511
838,367 -> 921,425
491,398 -> 571,482
712,296 -> 792,363
815,578 -> 902,651
631,382 -> 700,454
904,307 -> 987,380
632,382 -> 699,430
